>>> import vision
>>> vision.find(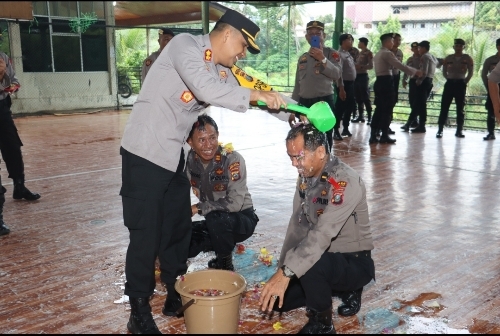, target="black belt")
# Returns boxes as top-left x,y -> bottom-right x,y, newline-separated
343,250 -> 371,258
447,78 -> 465,82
